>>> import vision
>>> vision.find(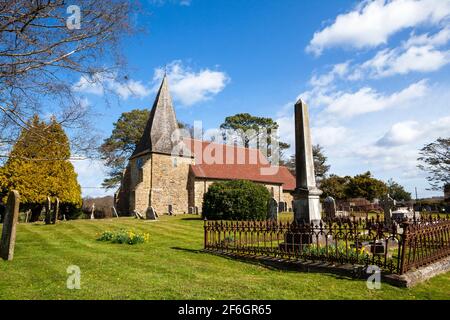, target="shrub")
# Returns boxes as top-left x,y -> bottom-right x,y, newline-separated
97,229 -> 149,245
202,180 -> 271,220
